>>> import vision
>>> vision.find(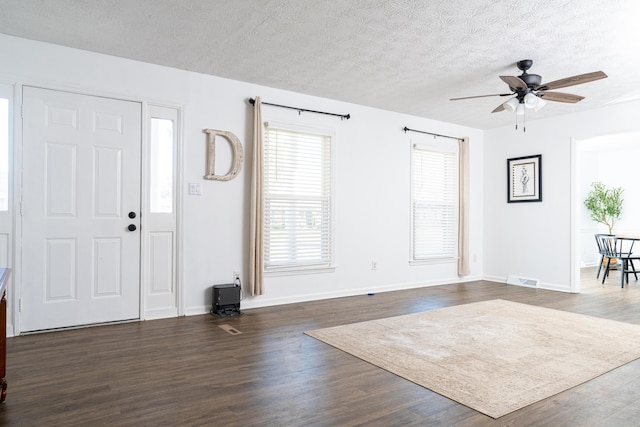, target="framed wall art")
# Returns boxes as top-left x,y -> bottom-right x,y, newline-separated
507,154 -> 541,203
